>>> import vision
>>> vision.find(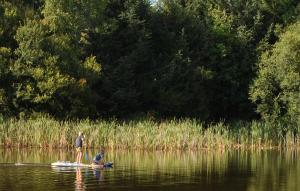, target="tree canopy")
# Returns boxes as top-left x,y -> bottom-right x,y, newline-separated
0,0 -> 299,121
251,21 -> 300,128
